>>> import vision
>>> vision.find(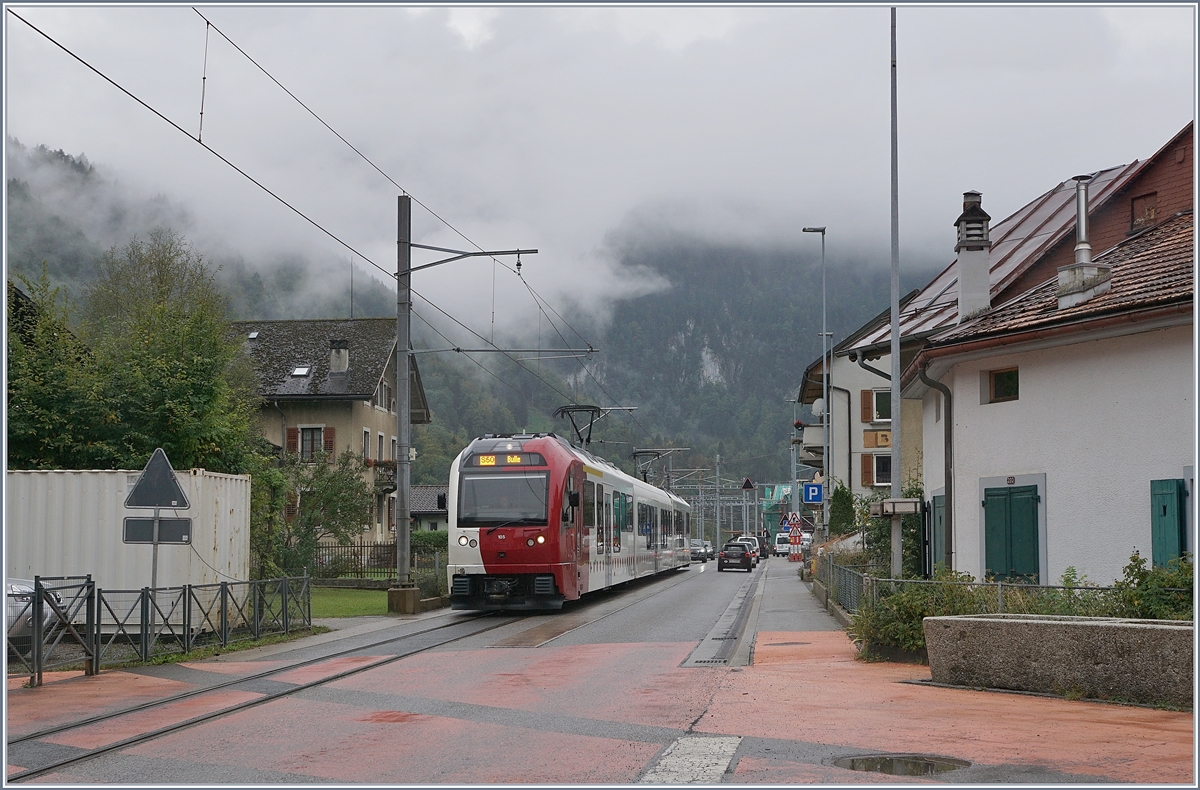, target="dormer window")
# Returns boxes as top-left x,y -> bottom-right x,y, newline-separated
292,365 -> 311,377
